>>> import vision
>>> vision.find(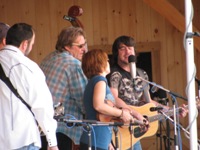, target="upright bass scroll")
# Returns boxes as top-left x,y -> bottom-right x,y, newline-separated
63,5 -> 84,29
